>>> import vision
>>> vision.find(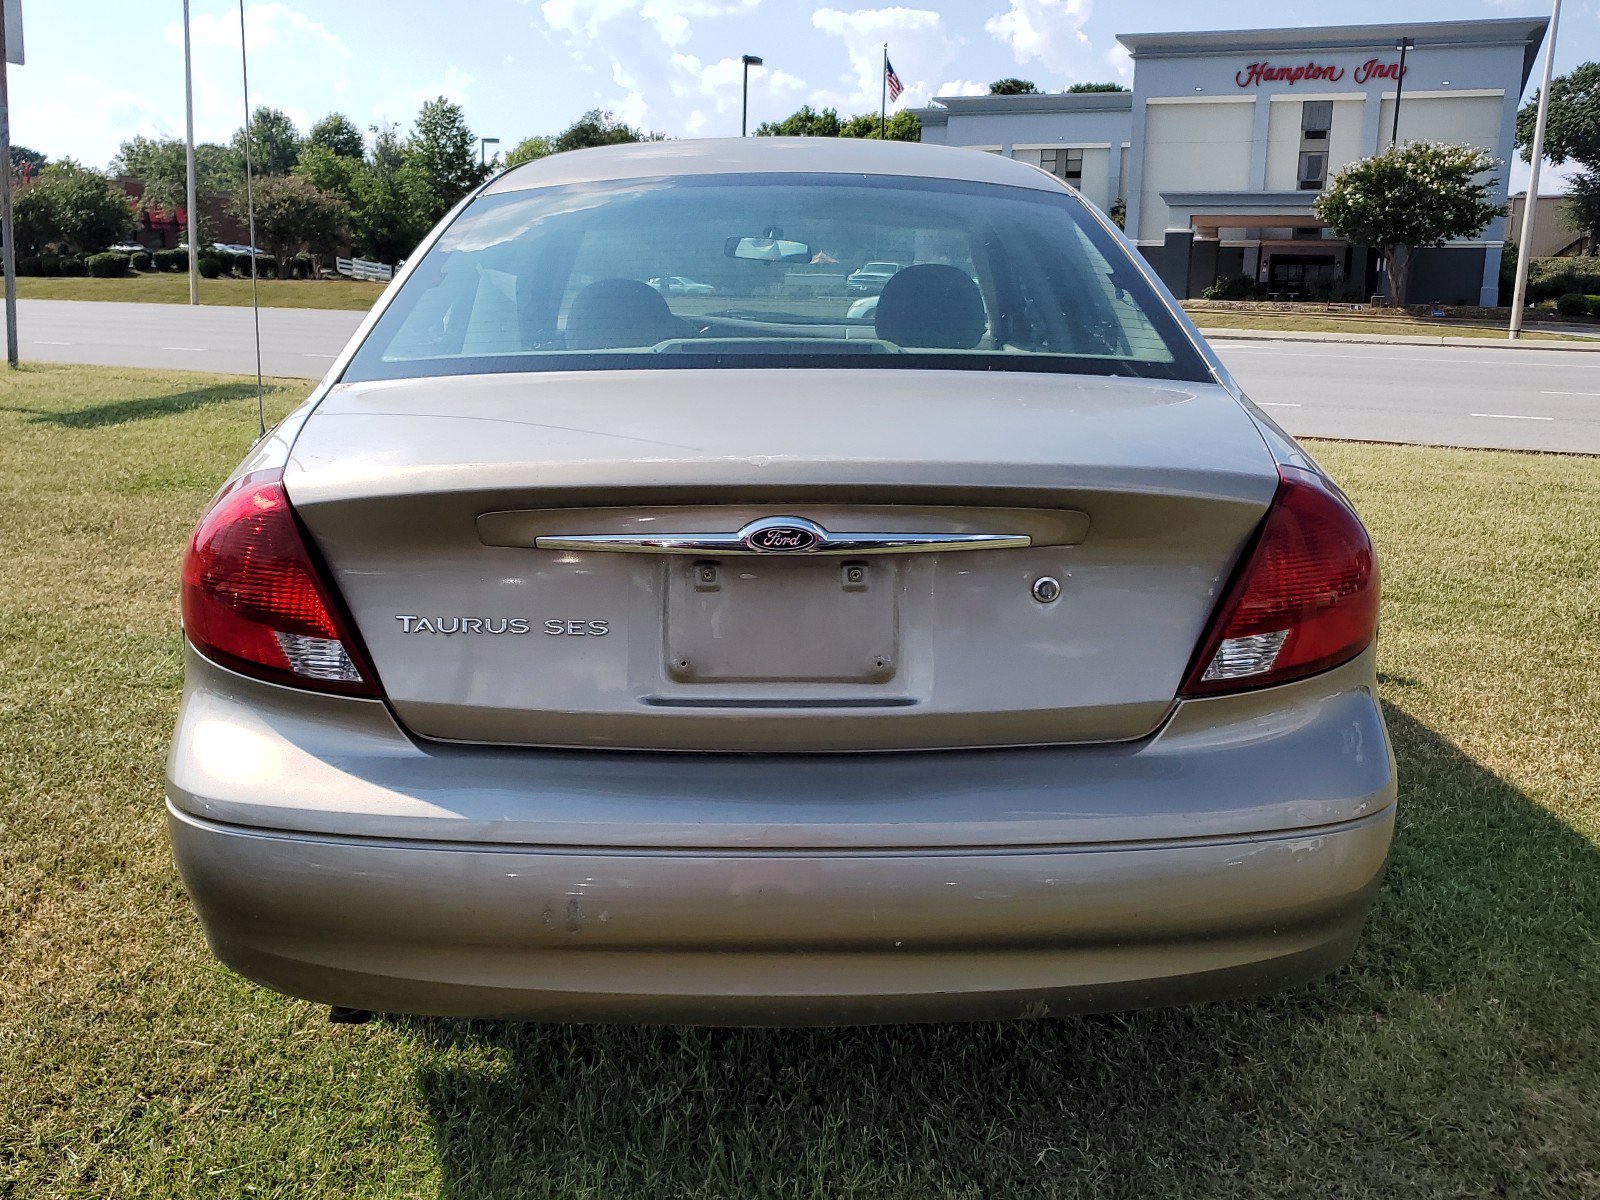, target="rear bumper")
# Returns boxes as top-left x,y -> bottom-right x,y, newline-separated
169,801 -> 1392,1025
167,644 -> 1395,1024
